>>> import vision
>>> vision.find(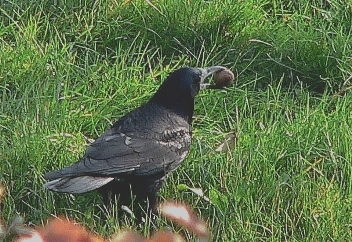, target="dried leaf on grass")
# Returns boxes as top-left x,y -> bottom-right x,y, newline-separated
158,201 -> 209,239
215,132 -> 237,152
